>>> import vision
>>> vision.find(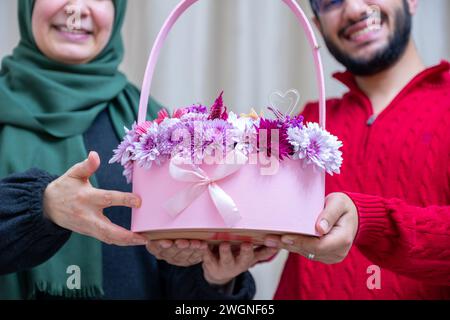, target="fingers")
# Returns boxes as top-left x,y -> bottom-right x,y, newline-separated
253,246 -> 279,262
281,234 -> 320,253
315,193 -> 348,235
235,243 -> 254,267
219,243 -> 235,267
187,240 -> 206,265
146,240 -> 207,266
146,240 -> 173,258
203,245 -> 219,268
264,234 -> 282,248
203,243 -> 236,271
89,189 -> 142,209
280,225 -> 353,264
90,216 -> 148,246
202,242 -> 279,286
68,151 -> 101,180
264,233 -> 321,257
